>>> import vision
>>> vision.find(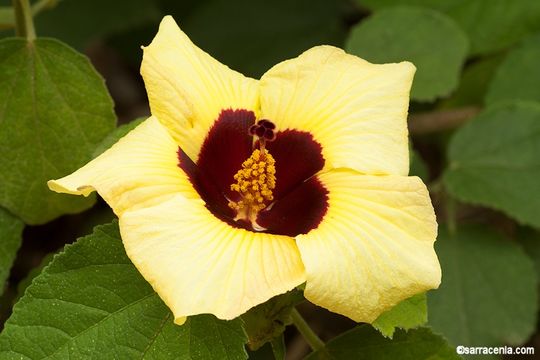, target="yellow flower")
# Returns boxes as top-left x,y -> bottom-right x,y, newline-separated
48,16 -> 441,325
